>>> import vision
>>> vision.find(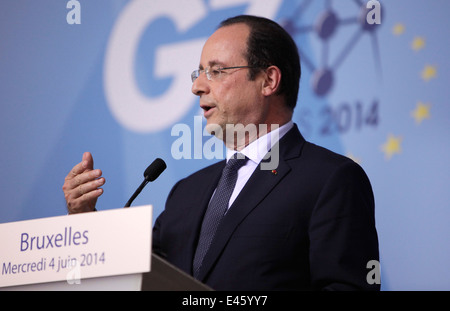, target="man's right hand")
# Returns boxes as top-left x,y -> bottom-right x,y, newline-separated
63,152 -> 105,214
